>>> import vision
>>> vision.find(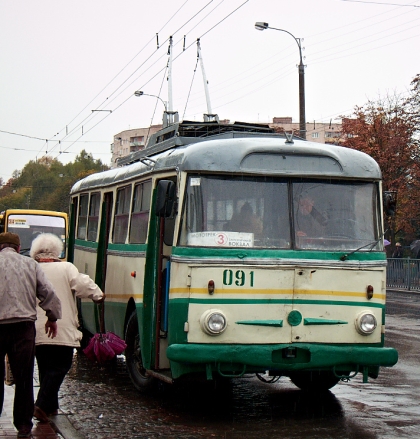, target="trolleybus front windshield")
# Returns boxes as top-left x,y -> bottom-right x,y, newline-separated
180,175 -> 381,251
6,214 -> 67,256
